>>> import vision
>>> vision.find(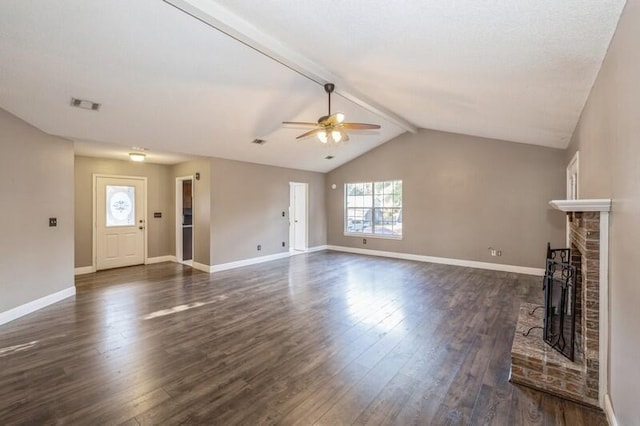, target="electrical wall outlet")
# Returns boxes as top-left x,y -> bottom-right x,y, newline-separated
49,217 -> 57,227
282,241 -> 285,247
363,238 -> 367,244
488,247 -> 502,257
257,244 -> 261,251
